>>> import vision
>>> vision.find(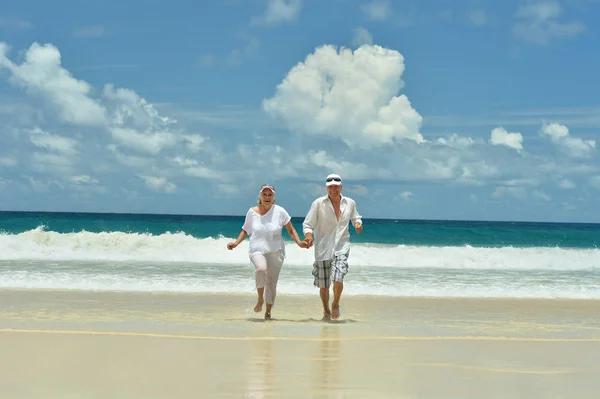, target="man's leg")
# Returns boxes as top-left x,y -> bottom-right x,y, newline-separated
313,260 -> 332,320
331,282 -> 343,319
320,287 -> 331,321
250,254 -> 268,313
331,253 -> 349,319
